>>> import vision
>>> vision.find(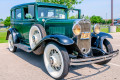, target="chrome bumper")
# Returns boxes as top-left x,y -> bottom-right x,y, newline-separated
70,50 -> 119,65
